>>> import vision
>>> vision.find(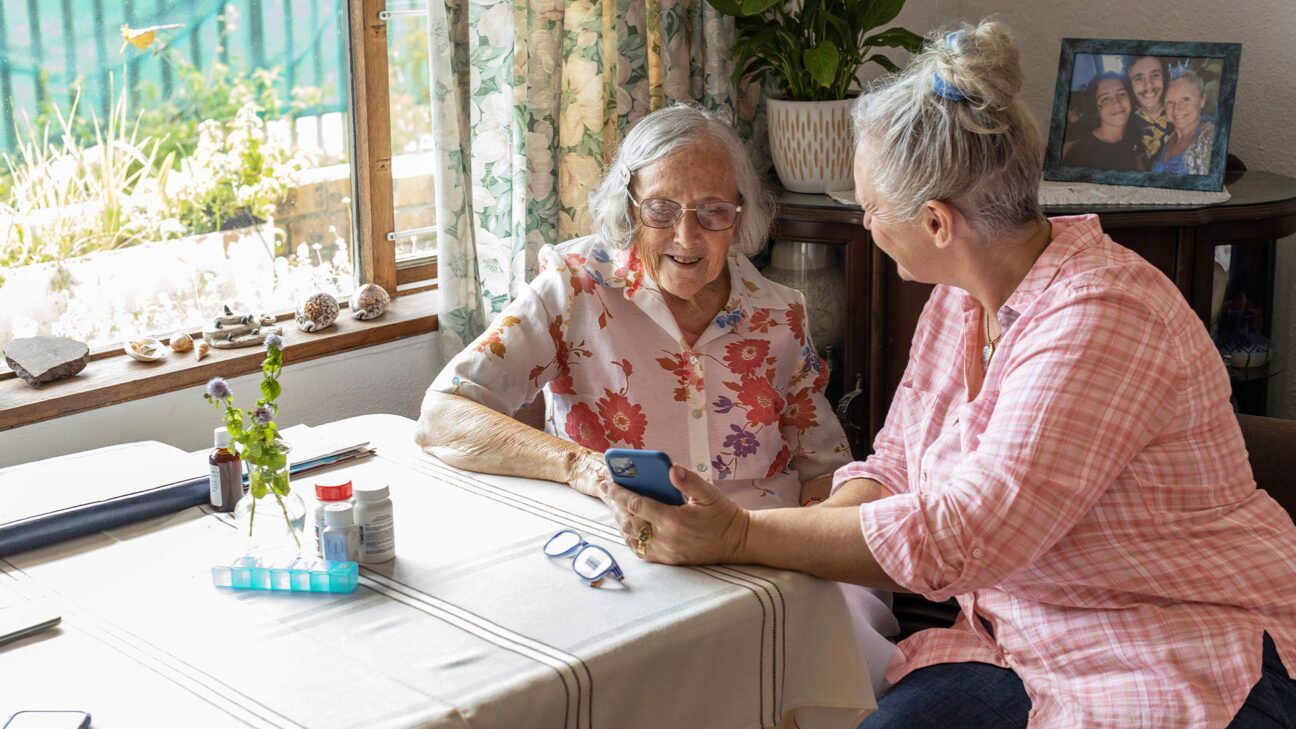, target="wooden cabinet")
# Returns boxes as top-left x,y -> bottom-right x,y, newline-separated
773,170 -> 1296,457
